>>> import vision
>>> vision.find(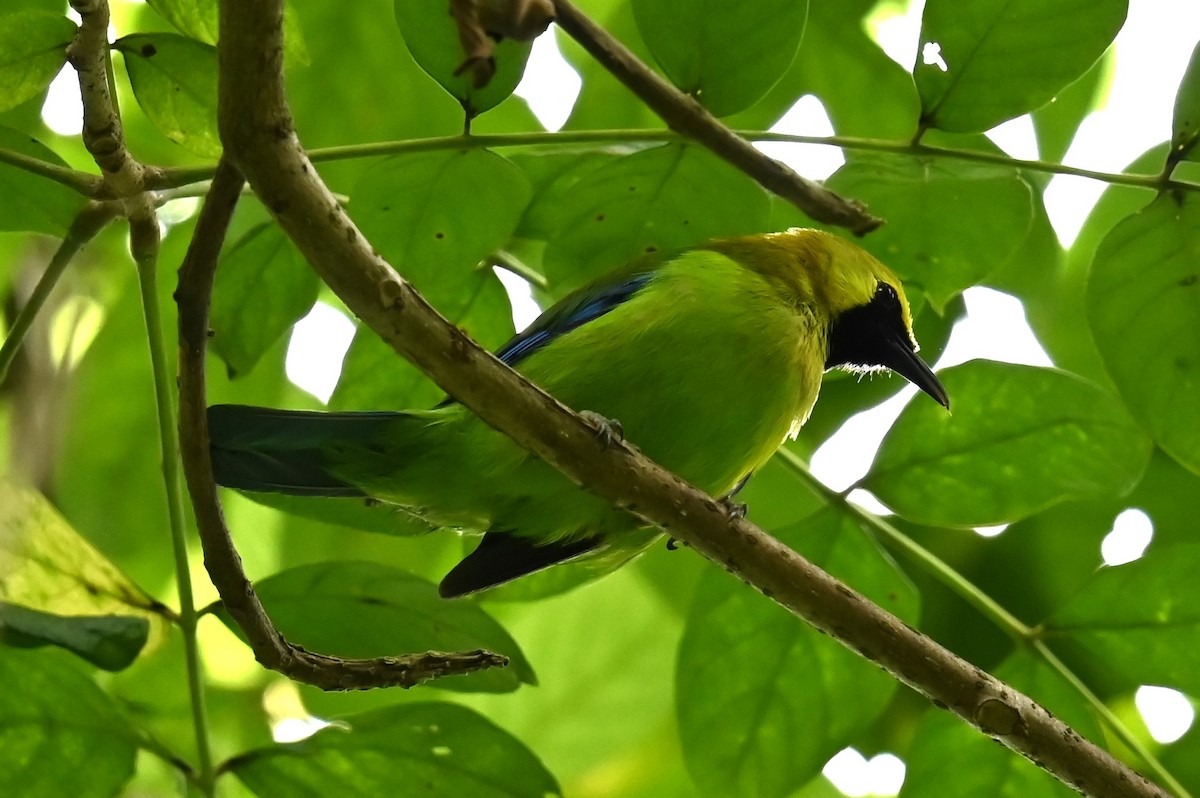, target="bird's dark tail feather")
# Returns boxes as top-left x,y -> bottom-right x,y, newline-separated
439,532 -> 600,598
208,404 -> 402,497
